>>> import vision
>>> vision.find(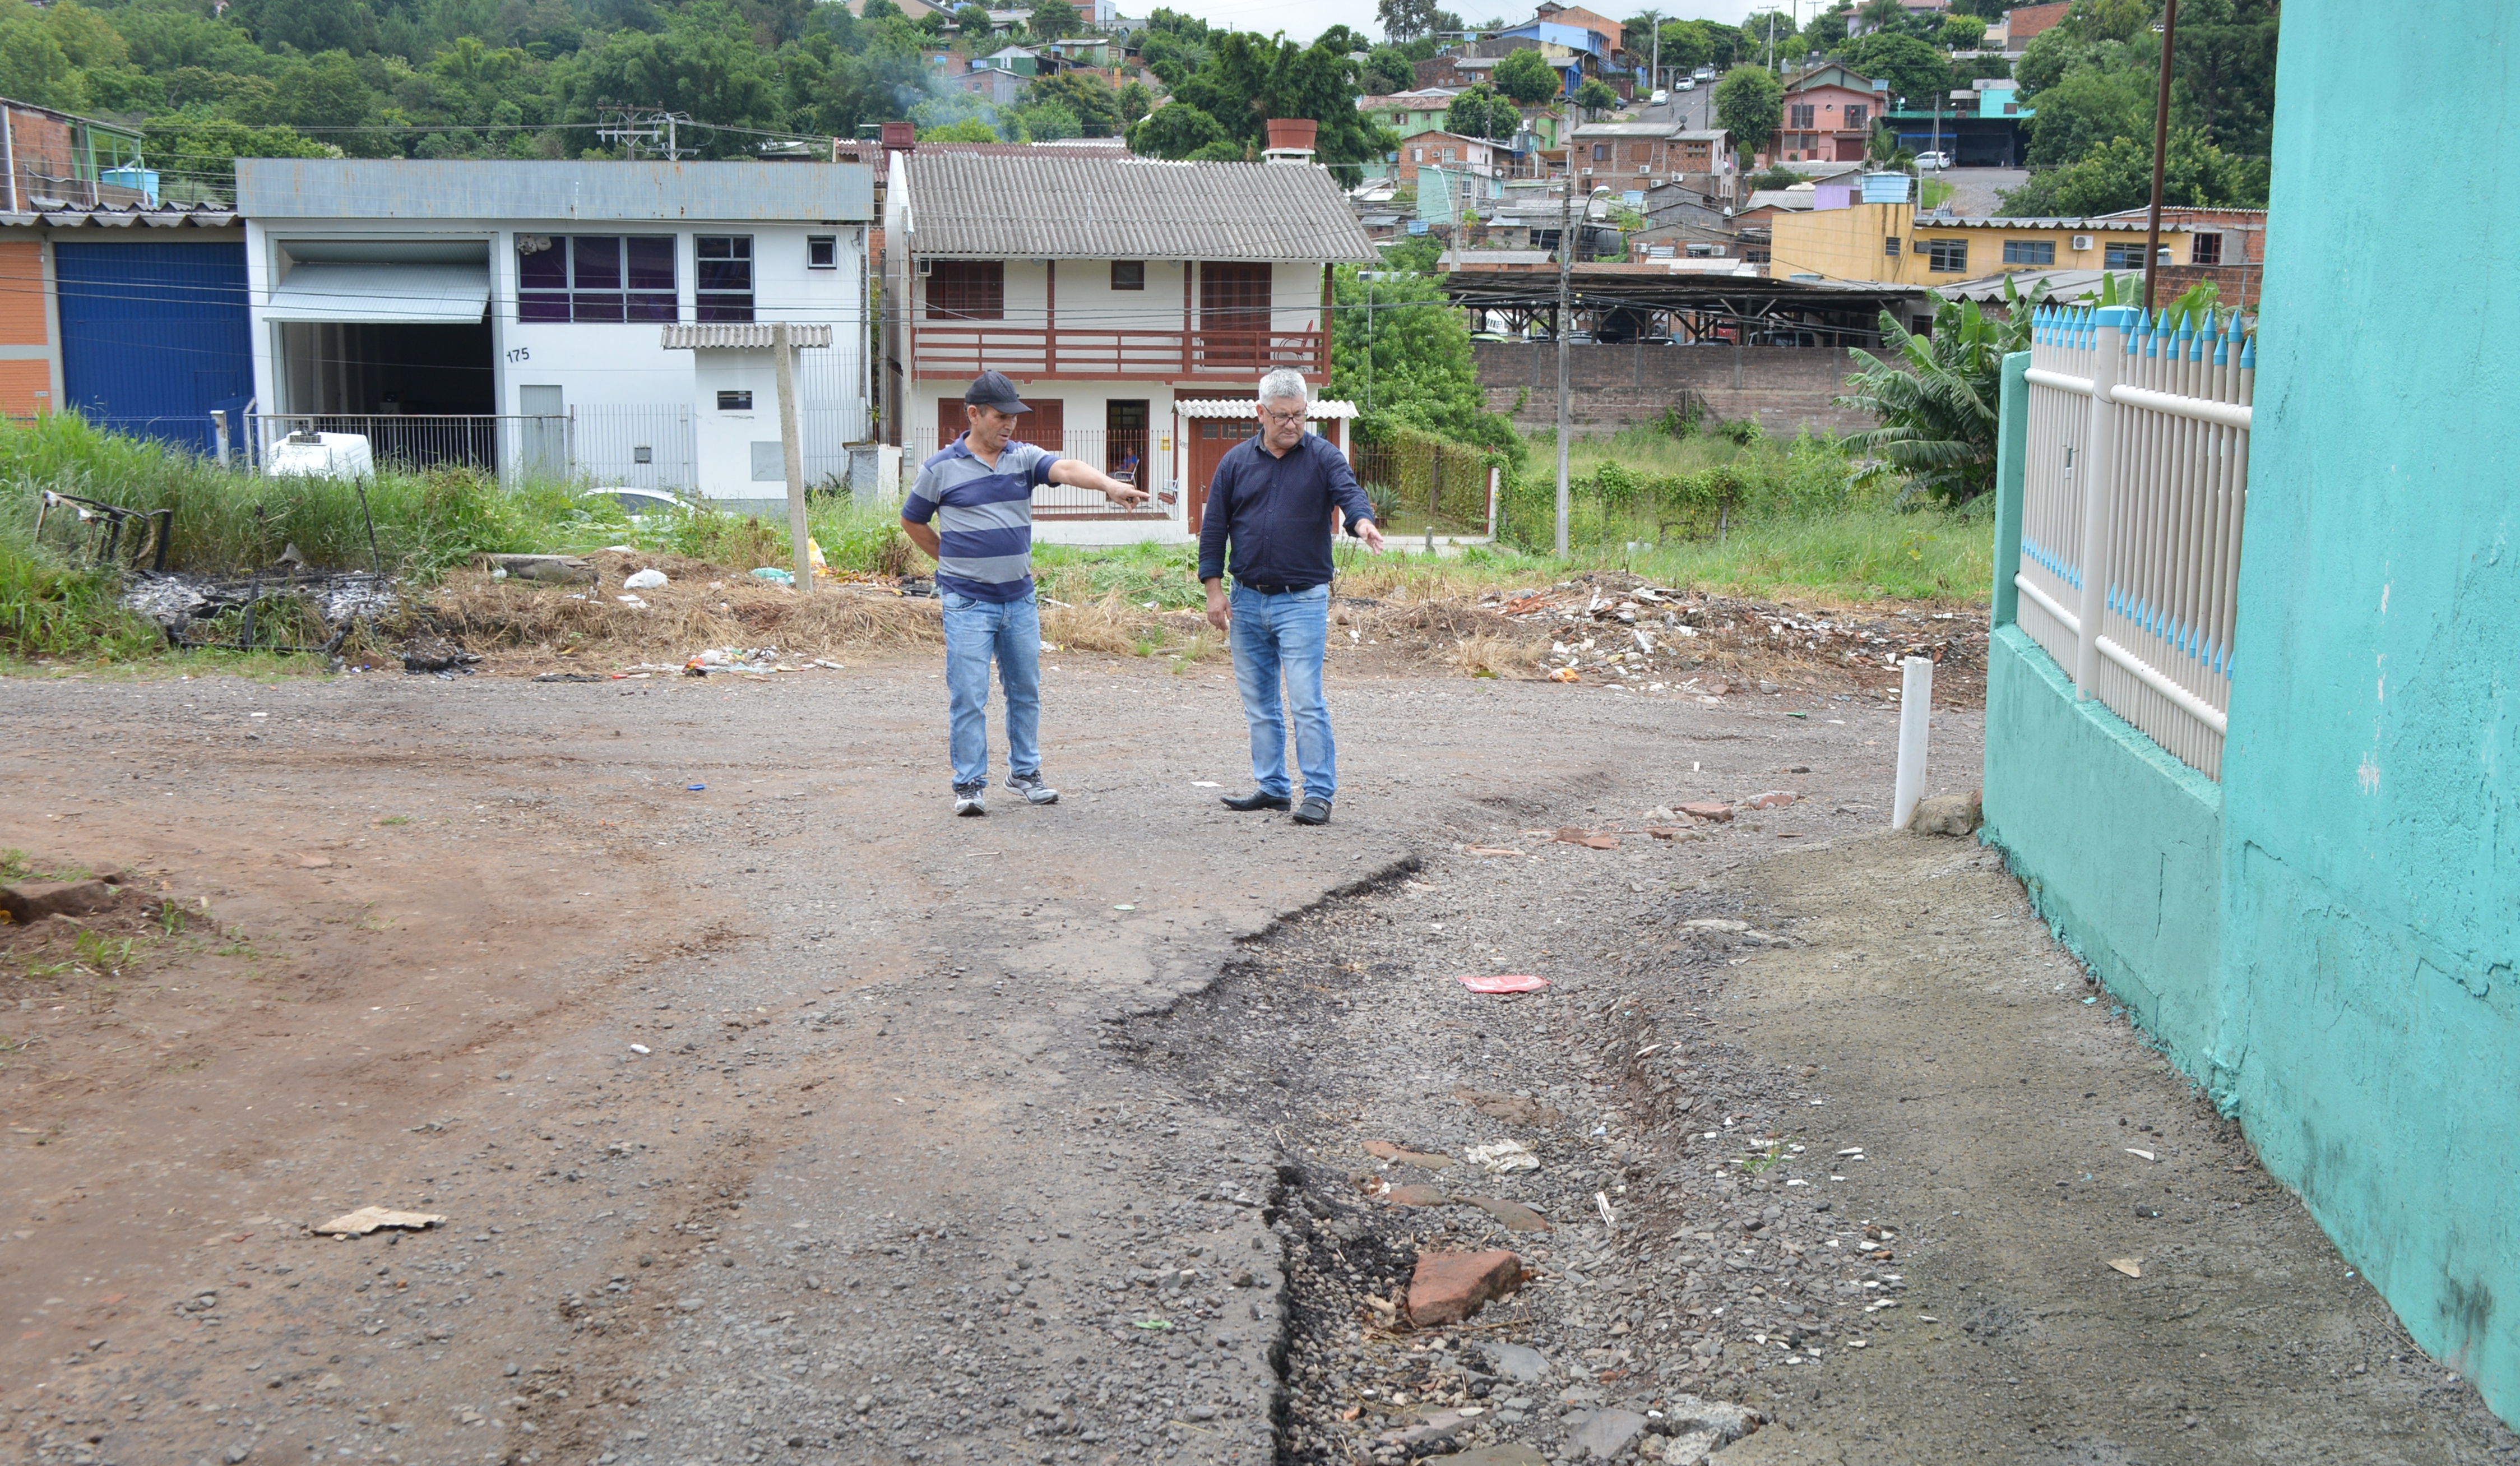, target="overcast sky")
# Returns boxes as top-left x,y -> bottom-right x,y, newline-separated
1141,0 -> 1777,47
